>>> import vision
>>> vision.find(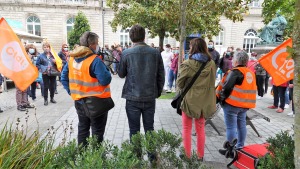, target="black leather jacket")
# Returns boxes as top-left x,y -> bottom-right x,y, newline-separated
219,65 -> 244,104
118,42 -> 165,102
